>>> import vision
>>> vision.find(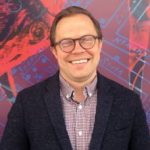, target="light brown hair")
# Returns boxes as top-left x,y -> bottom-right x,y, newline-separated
50,6 -> 103,46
